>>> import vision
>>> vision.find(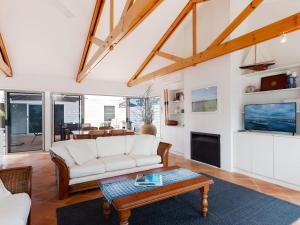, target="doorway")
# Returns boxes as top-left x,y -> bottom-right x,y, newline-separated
52,94 -> 82,142
6,92 -> 44,153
